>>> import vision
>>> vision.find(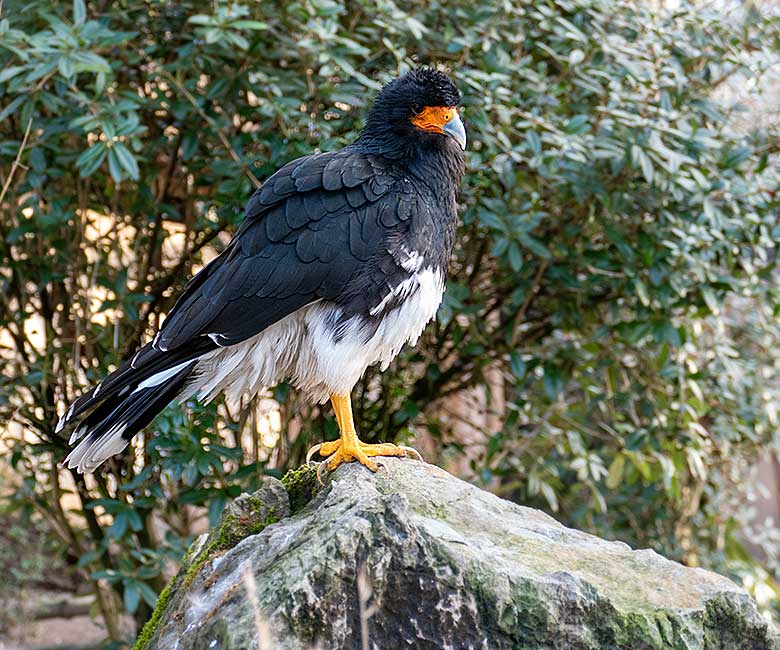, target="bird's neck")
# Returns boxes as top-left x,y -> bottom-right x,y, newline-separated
353,133 -> 464,194
406,145 -> 464,197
